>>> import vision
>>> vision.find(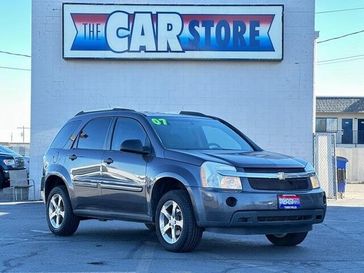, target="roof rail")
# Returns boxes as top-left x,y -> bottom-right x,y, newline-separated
75,108 -> 135,116
179,111 -> 207,117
